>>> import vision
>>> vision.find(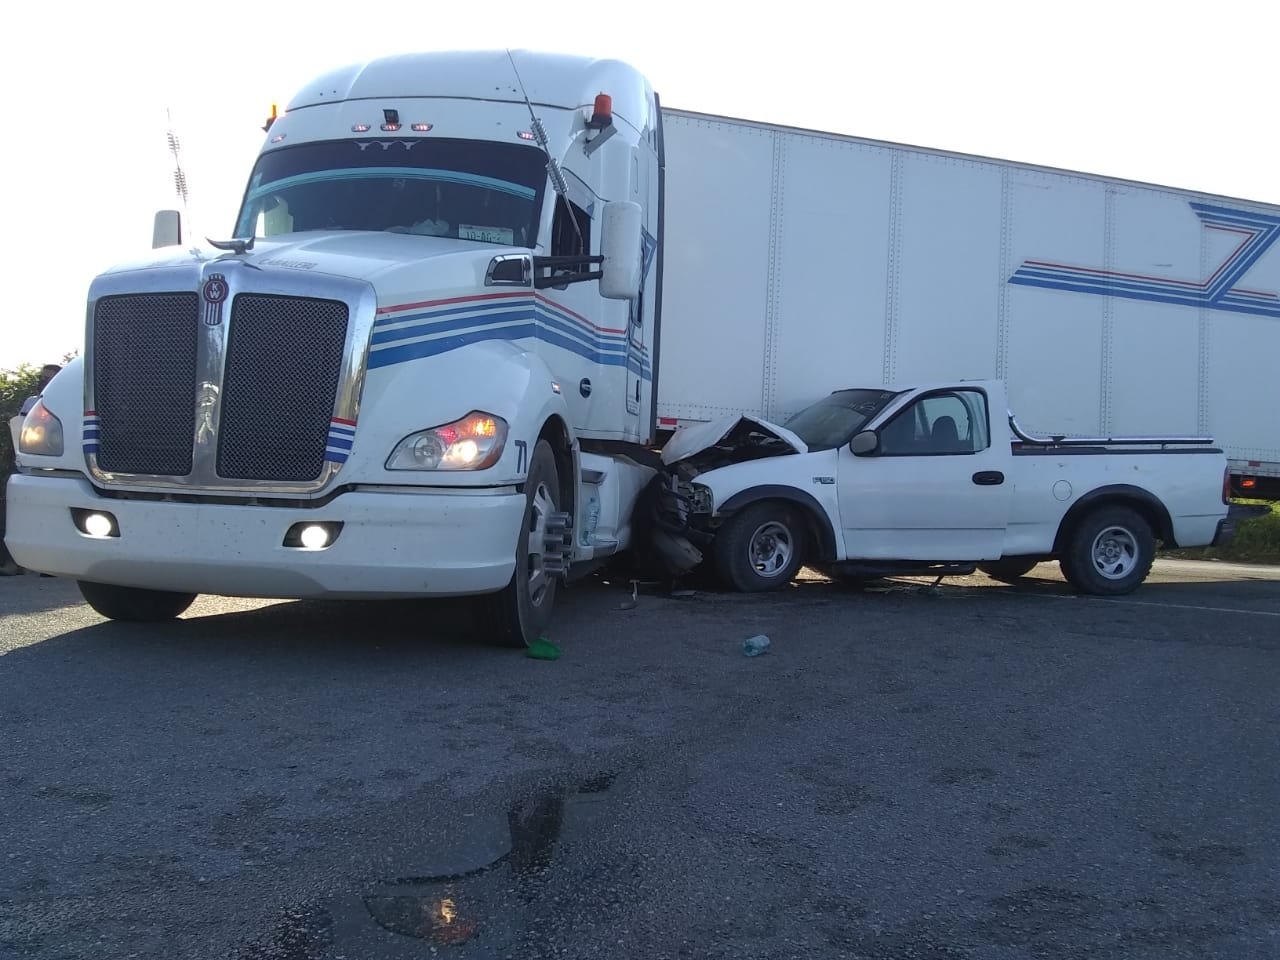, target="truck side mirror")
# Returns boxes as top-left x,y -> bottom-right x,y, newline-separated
849,430 -> 879,456
153,210 -> 182,248
599,201 -> 642,300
